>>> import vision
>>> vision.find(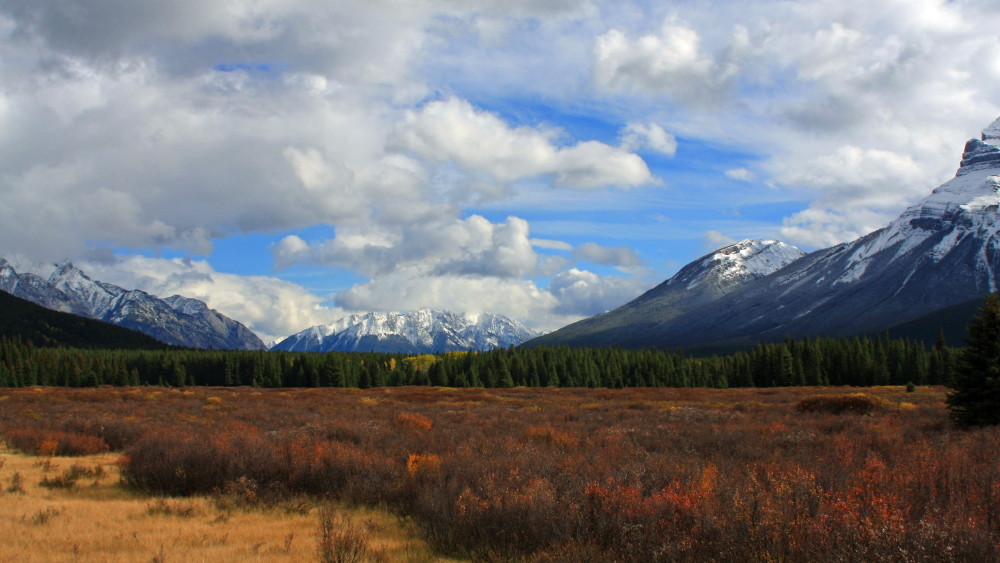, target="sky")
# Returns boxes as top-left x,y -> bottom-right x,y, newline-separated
3,0 -> 1000,343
